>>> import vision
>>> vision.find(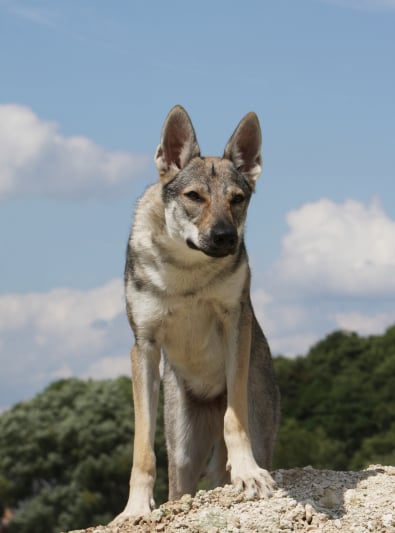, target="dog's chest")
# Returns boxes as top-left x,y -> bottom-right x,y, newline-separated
163,295 -> 235,398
